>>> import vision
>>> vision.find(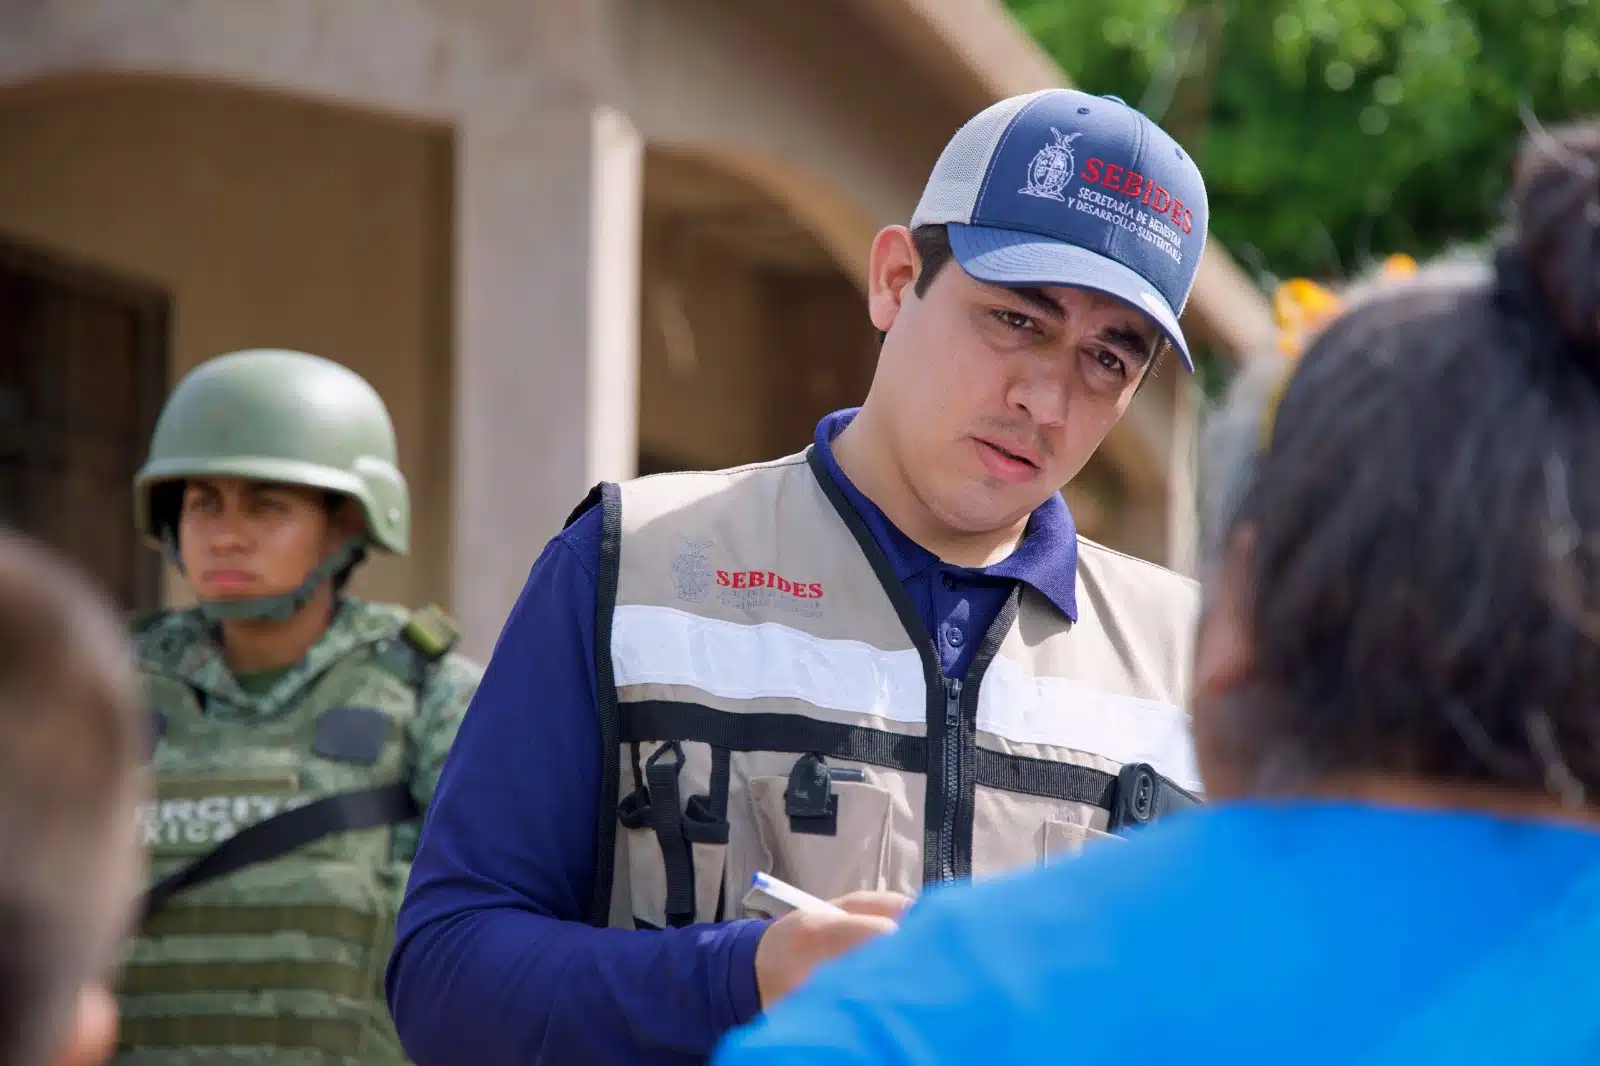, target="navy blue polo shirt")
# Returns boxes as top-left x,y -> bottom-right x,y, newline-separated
385,409 -> 1080,1066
